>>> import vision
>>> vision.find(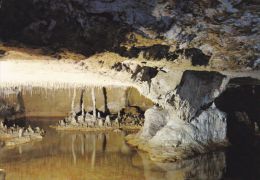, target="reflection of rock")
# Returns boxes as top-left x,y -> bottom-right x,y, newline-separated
132,151 -> 226,180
